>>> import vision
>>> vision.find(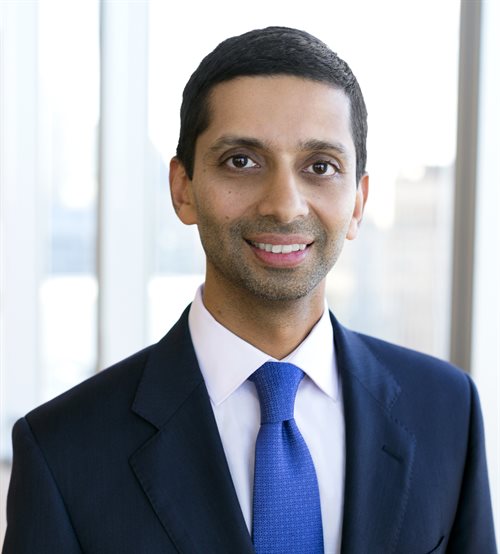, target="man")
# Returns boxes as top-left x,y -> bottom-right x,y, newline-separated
3,27 -> 496,554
